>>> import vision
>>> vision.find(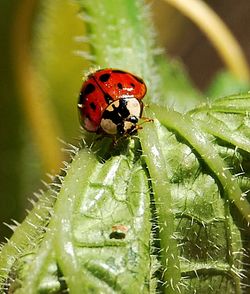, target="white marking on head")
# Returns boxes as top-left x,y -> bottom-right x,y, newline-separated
109,100 -> 120,109
100,118 -> 117,134
100,98 -> 142,135
126,98 -> 141,117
